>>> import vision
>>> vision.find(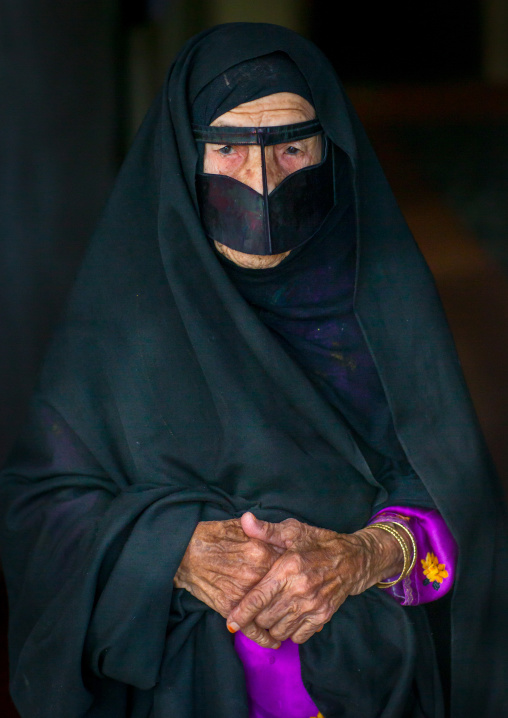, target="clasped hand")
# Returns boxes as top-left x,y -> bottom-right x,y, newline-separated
174,512 -> 403,649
